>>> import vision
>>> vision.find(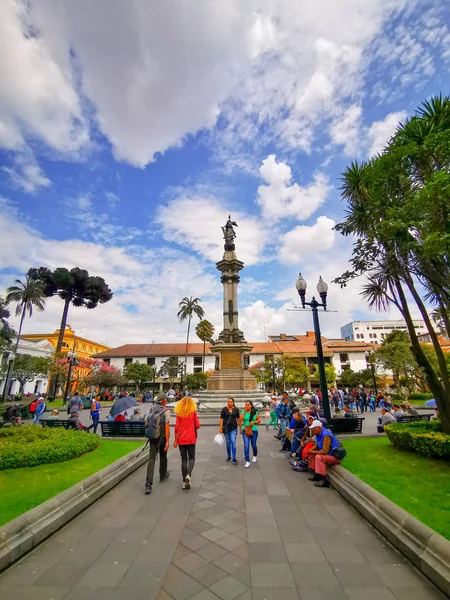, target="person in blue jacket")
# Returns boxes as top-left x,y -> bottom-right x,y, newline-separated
305,420 -> 343,487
